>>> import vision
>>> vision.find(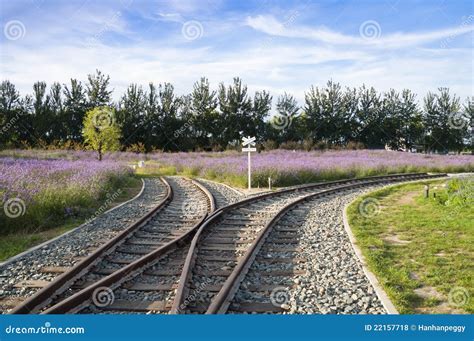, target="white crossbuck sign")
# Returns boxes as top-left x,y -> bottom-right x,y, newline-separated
242,136 -> 256,189
242,136 -> 256,152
